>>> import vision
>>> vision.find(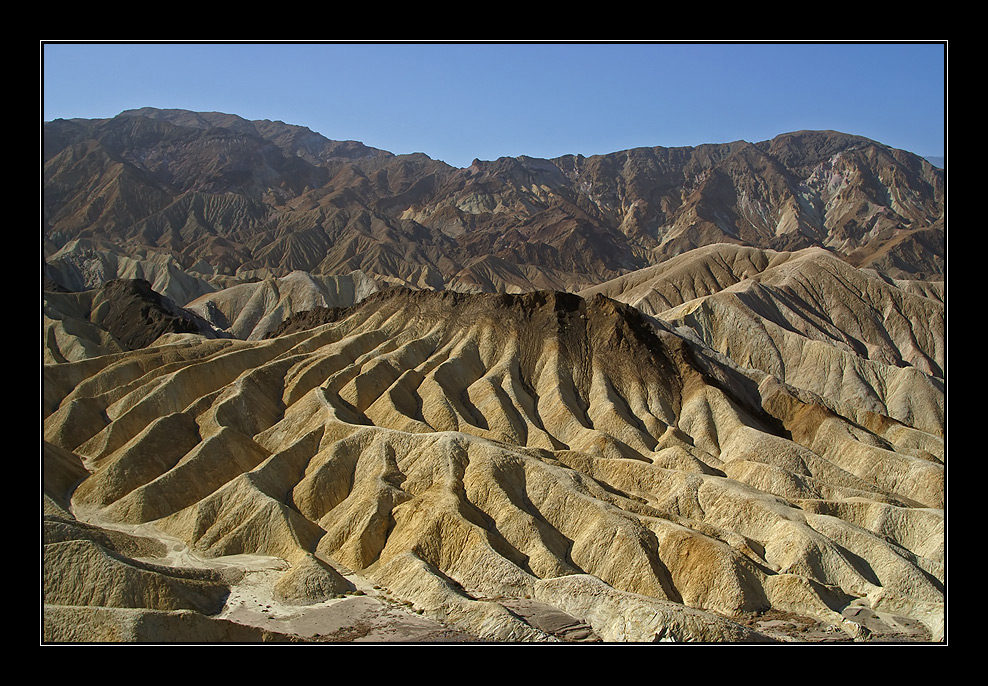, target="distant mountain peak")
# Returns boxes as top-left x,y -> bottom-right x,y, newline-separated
44,109 -> 945,287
